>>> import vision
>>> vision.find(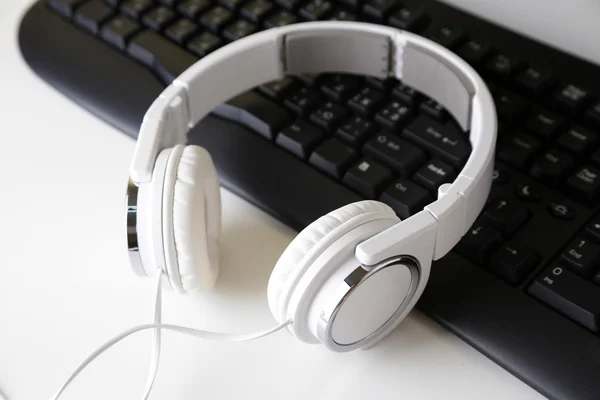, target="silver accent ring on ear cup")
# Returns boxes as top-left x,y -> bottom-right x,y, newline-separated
126,178 -> 145,276
317,256 -> 420,352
